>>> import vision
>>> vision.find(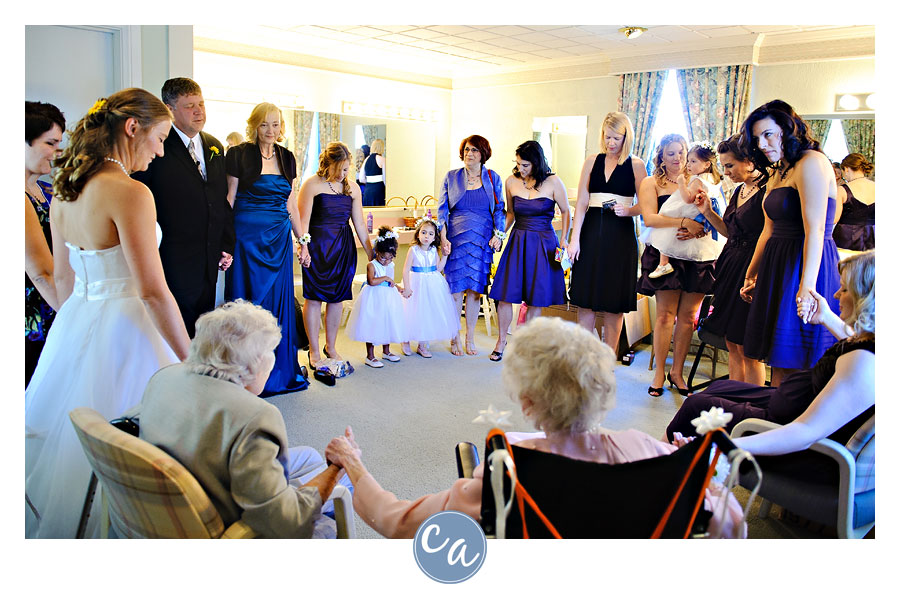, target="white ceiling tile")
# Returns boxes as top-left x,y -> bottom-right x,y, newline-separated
546,26 -> 588,39
563,44 -> 605,56
378,33 -> 419,44
534,38 -> 584,49
346,26 -> 391,38
429,35 -> 470,46
521,25 -> 570,32
510,31 -> 560,44
483,25 -> 533,36
428,25 -> 477,35
405,39 -> 446,50
648,26 -> 708,43
696,26 -> 751,38
369,25 -> 417,34
744,25 -> 801,34
480,36 -> 525,50
455,30 -> 502,41
402,28 -> 447,40
578,25 -> 622,36
529,48 -> 576,59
